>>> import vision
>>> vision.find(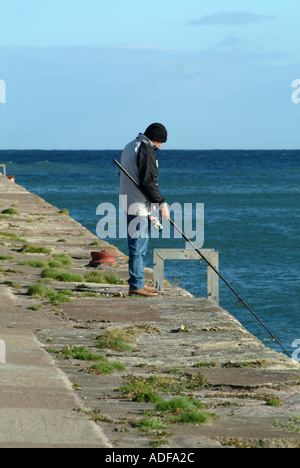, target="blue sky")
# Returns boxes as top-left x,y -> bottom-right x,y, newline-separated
0,0 -> 299,149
